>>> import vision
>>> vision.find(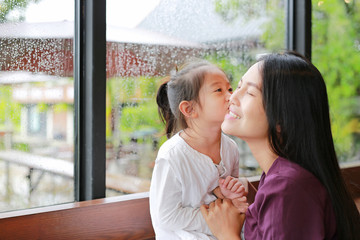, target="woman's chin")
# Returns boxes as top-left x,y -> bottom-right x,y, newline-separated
221,121 -> 235,135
